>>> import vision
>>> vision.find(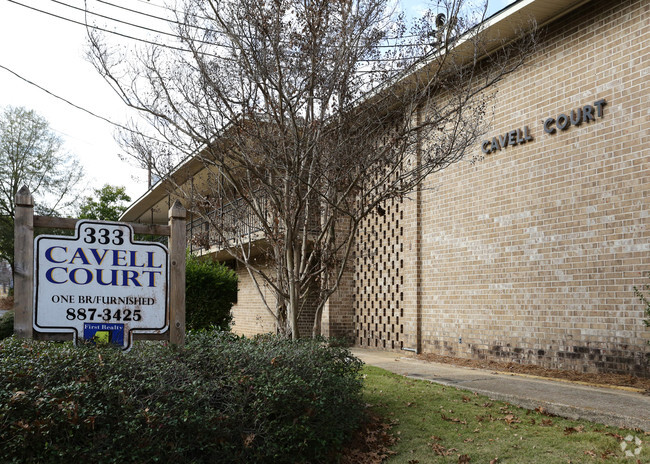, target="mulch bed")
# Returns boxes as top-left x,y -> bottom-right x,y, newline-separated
339,412 -> 397,464
0,297 -> 12,310
417,352 -> 650,393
